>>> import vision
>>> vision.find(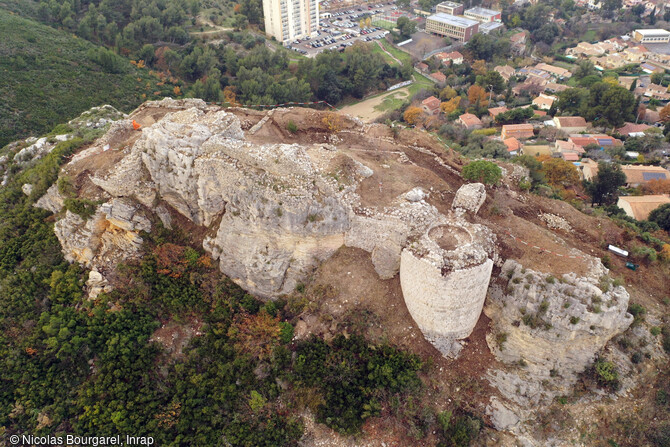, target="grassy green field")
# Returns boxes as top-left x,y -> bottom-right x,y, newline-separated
0,9 -> 175,147
372,19 -> 396,30
379,39 -> 412,66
